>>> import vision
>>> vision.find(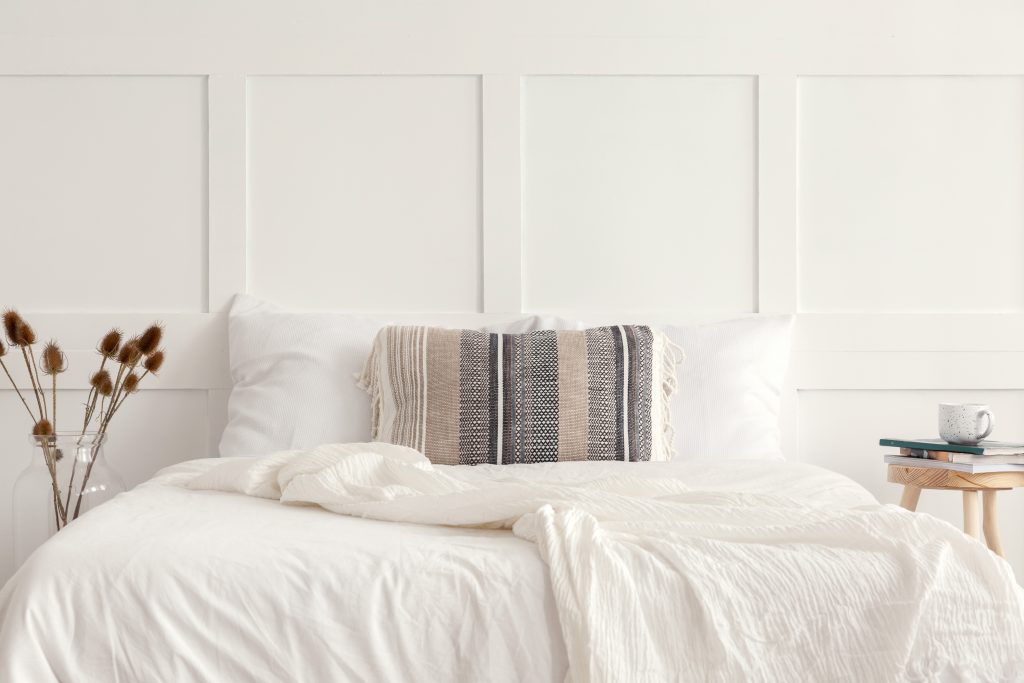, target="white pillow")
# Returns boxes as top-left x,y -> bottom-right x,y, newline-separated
662,316 -> 793,461
219,295 -> 384,457
219,295 -> 565,457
